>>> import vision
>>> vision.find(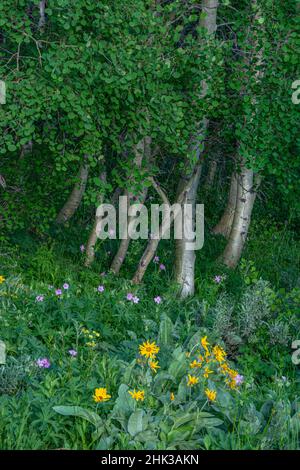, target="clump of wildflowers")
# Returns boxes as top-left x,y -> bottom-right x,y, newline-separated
93,387 -> 111,403
36,358 -> 51,368
82,327 -> 100,348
